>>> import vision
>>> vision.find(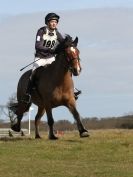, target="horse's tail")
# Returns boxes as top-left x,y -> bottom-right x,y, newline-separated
8,101 -> 19,125
9,101 -> 31,115
8,100 -> 31,127
8,102 -> 18,114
